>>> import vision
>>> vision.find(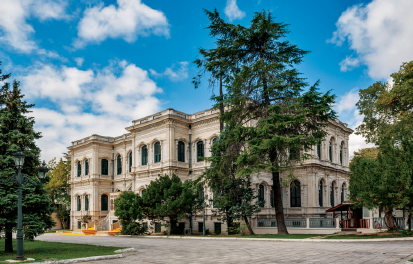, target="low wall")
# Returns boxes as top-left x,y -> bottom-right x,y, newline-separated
253,227 -> 338,234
